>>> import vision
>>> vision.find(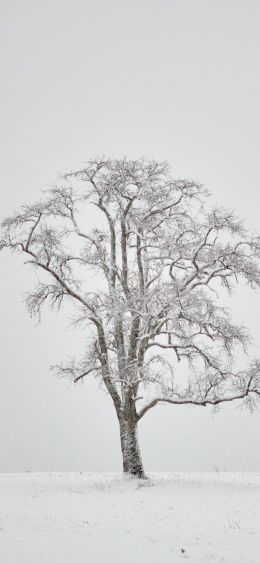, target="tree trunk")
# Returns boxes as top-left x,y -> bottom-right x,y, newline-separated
119,416 -> 145,478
